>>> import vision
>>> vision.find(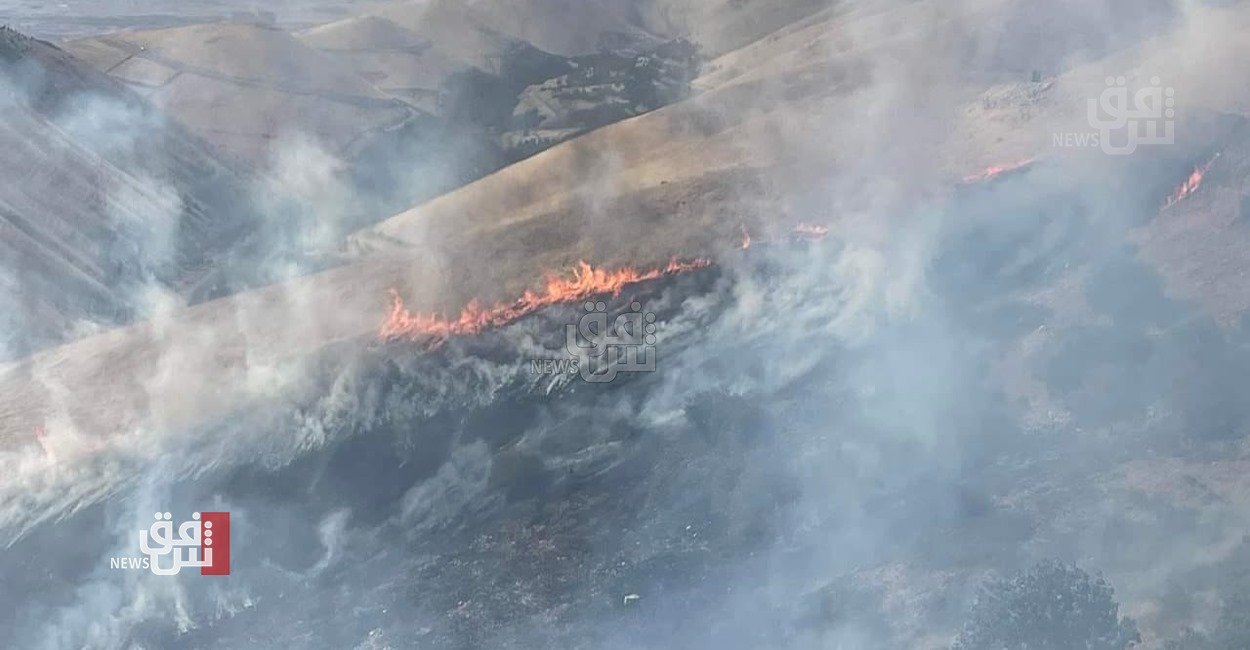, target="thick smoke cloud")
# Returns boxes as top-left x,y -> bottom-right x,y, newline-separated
4,1 -> 1250,649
